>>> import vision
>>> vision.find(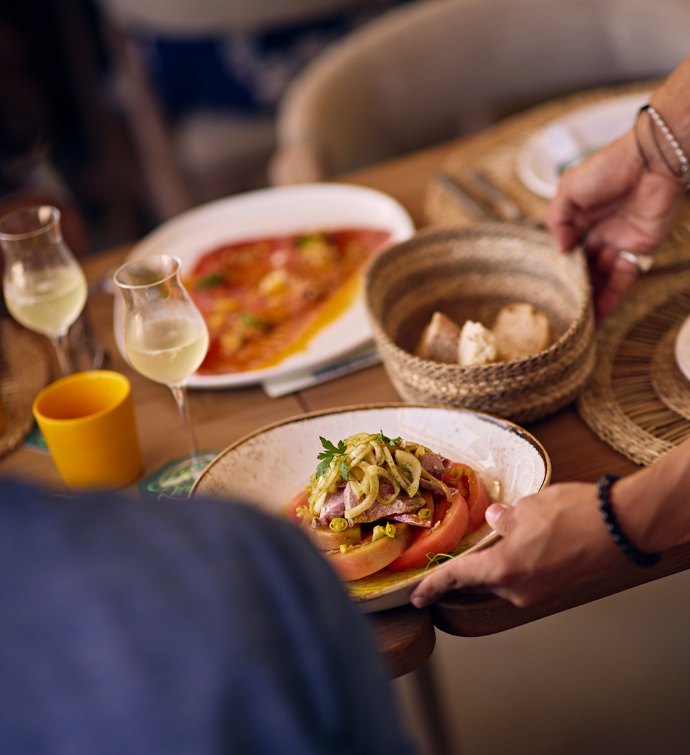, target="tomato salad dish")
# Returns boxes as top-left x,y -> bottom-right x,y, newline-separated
185,228 -> 391,375
287,431 -> 493,581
